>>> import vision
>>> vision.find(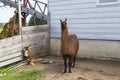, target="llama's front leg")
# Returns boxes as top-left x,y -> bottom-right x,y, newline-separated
63,56 -> 67,73
69,57 -> 72,73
